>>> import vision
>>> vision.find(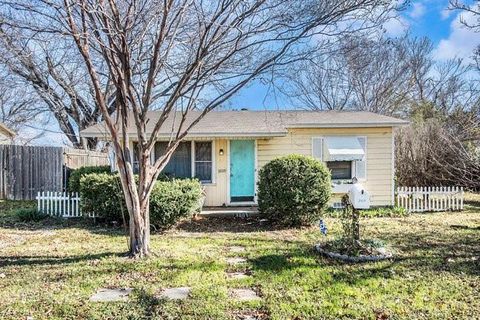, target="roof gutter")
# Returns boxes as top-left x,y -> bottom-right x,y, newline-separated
80,131 -> 288,139
287,122 -> 409,128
